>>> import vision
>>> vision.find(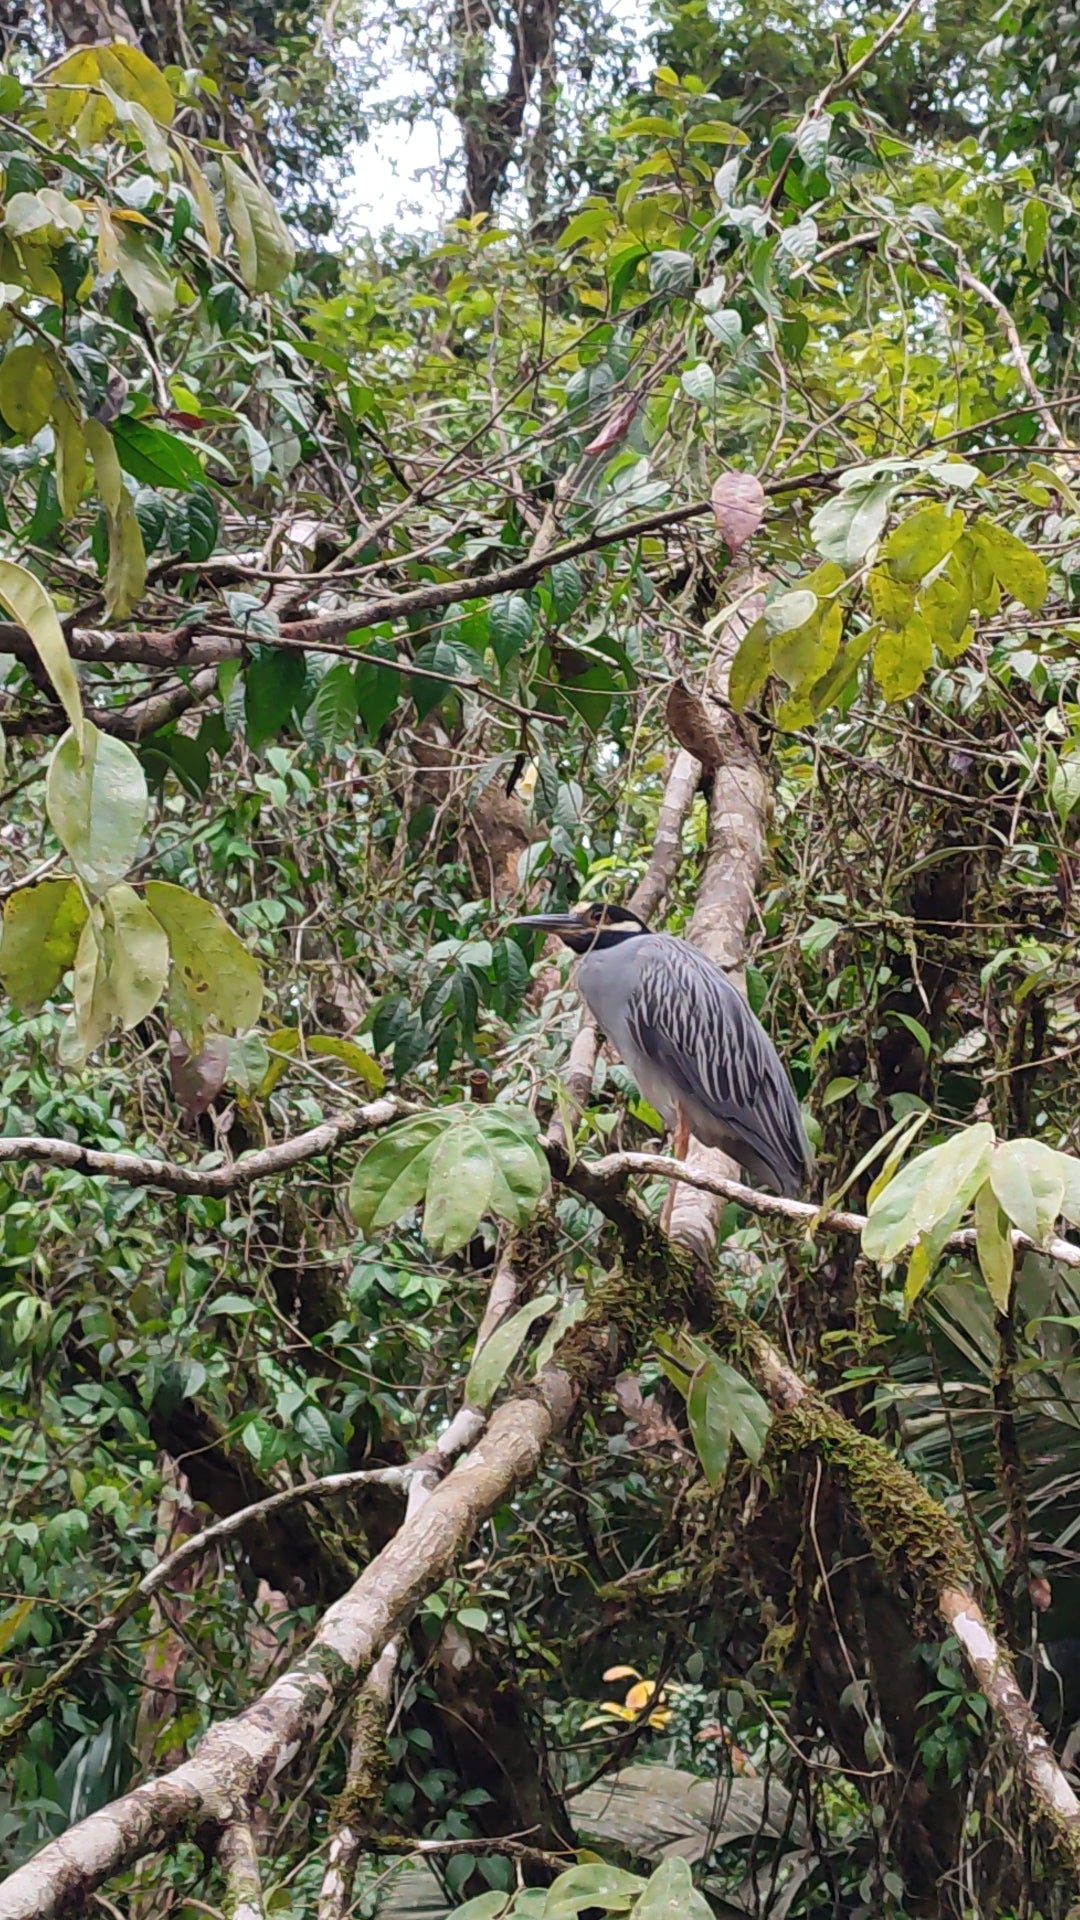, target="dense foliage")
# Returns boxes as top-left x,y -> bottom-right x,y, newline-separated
5,4 -> 1080,1918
